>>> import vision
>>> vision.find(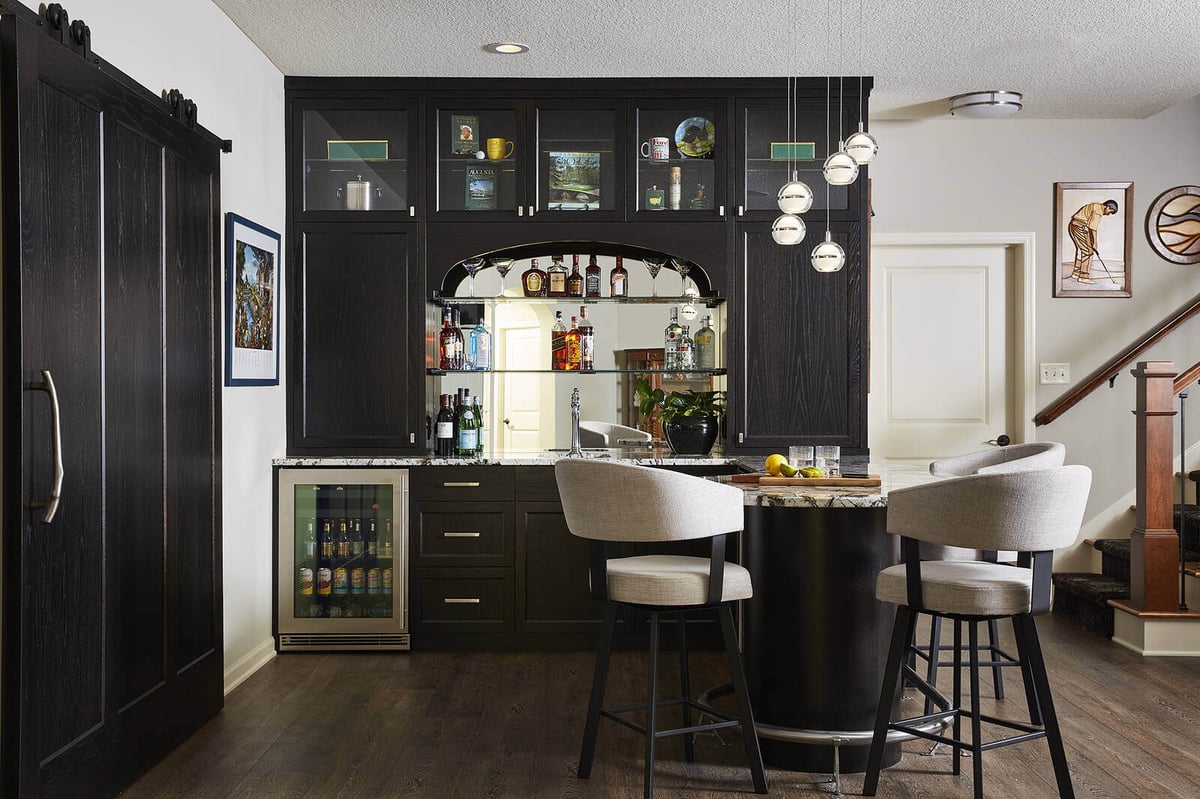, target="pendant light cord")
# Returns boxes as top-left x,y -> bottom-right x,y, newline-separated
838,0 -> 845,145
858,0 -> 864,127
